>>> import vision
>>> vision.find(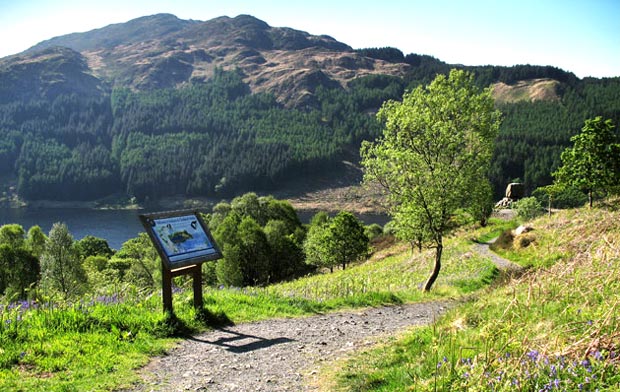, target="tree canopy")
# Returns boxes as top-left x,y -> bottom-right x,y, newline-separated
552,117 -> 620,207
361,69 -> 501,291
